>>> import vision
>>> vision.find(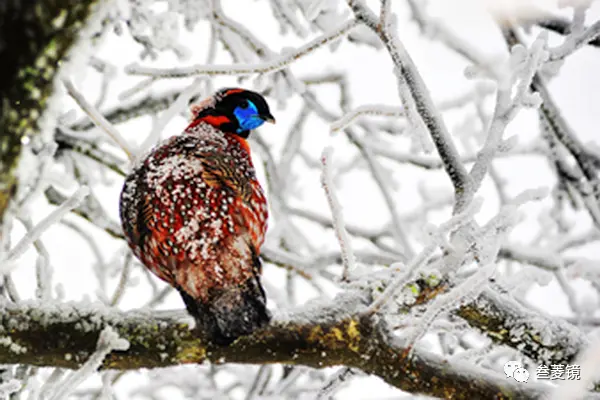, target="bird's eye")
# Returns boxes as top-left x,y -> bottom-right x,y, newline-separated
240,100 -> 249,109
